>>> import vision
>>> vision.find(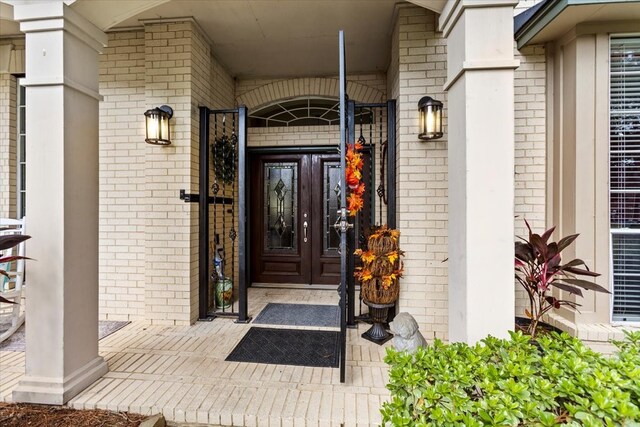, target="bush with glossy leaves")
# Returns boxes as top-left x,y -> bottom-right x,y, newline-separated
381,331 -> 640,426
